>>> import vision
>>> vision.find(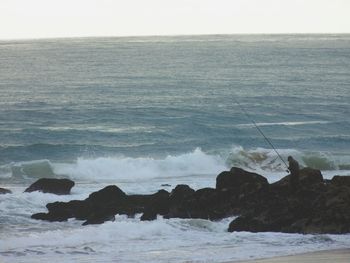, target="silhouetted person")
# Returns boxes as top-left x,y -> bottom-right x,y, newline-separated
288,156 -> 300,192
